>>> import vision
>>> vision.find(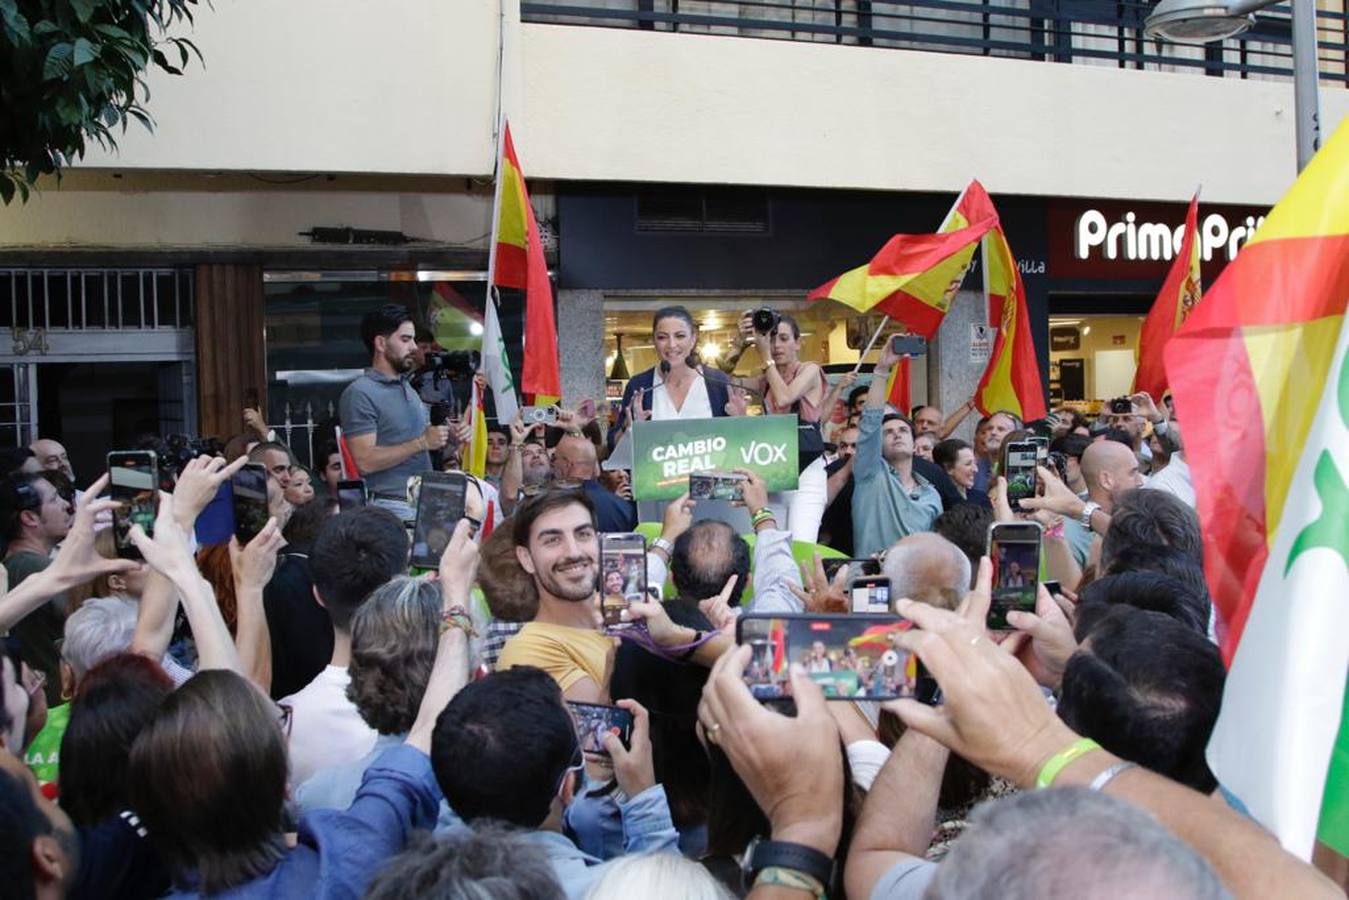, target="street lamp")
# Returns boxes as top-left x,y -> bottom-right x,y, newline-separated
1144,0 -> 1321,170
